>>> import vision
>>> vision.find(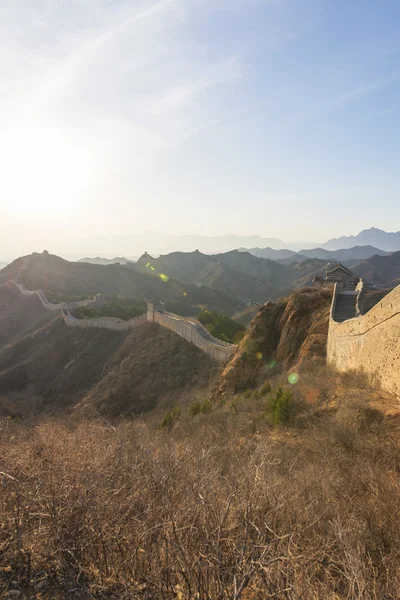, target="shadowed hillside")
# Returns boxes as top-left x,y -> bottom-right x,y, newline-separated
0,252 -> 244,316
350,250 -> 400,287
232,304 -> 262,327
0,290 -> 217,417
0,282 -> 53,347
135,249 -> 329,302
